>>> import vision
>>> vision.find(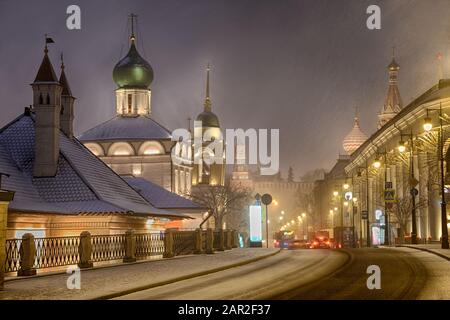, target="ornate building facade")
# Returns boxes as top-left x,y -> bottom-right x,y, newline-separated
316,53 -> 450,246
